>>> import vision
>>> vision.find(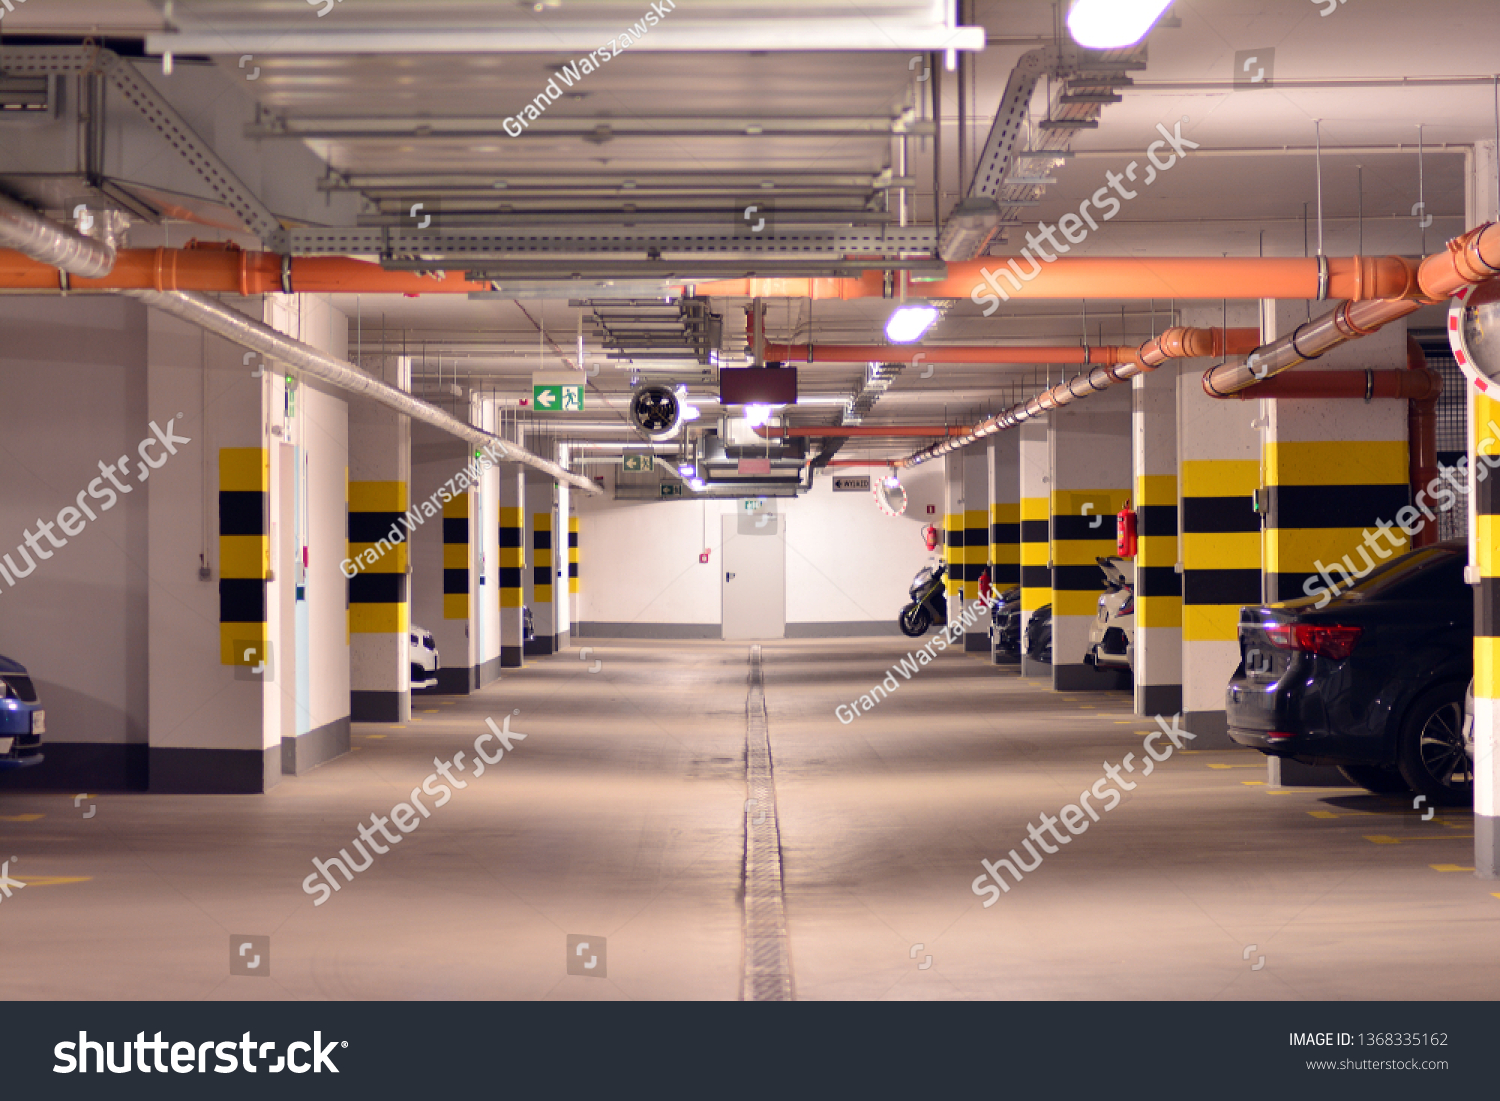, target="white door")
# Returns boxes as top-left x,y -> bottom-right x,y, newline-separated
722,513 -> 786,640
